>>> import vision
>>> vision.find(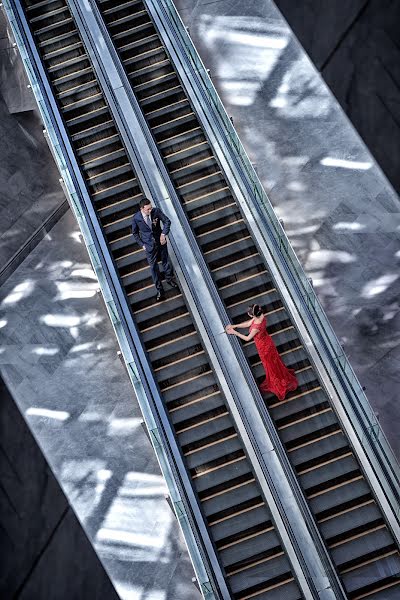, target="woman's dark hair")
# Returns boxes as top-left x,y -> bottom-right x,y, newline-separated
248,303 -> 262,317
139,197 -> 152,209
